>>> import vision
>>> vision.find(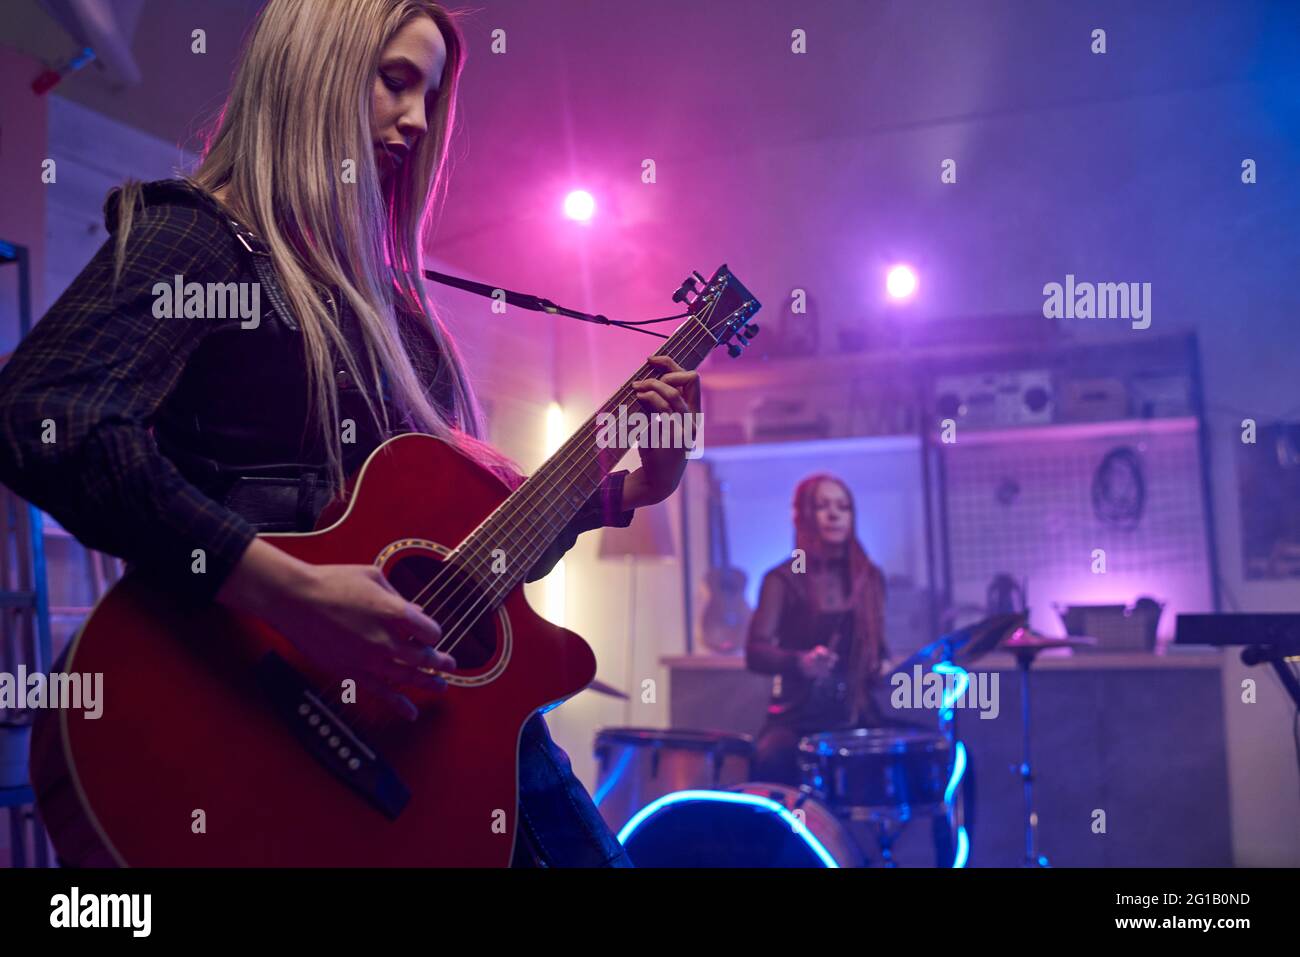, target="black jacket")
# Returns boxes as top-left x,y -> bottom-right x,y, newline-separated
0,179 -> 632,603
